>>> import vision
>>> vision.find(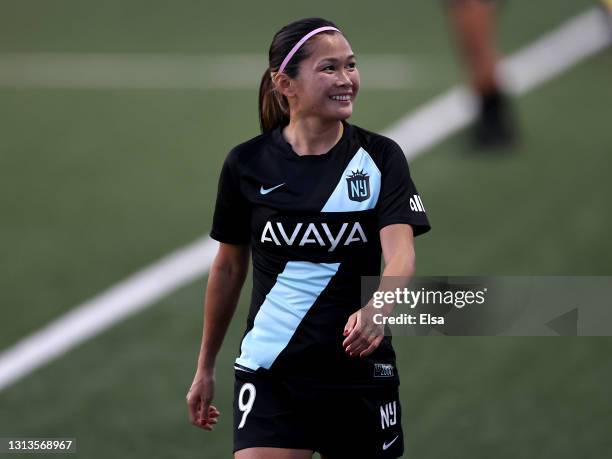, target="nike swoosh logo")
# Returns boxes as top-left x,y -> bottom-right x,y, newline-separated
260,183 -> 285,195
382,435 -> 399,451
